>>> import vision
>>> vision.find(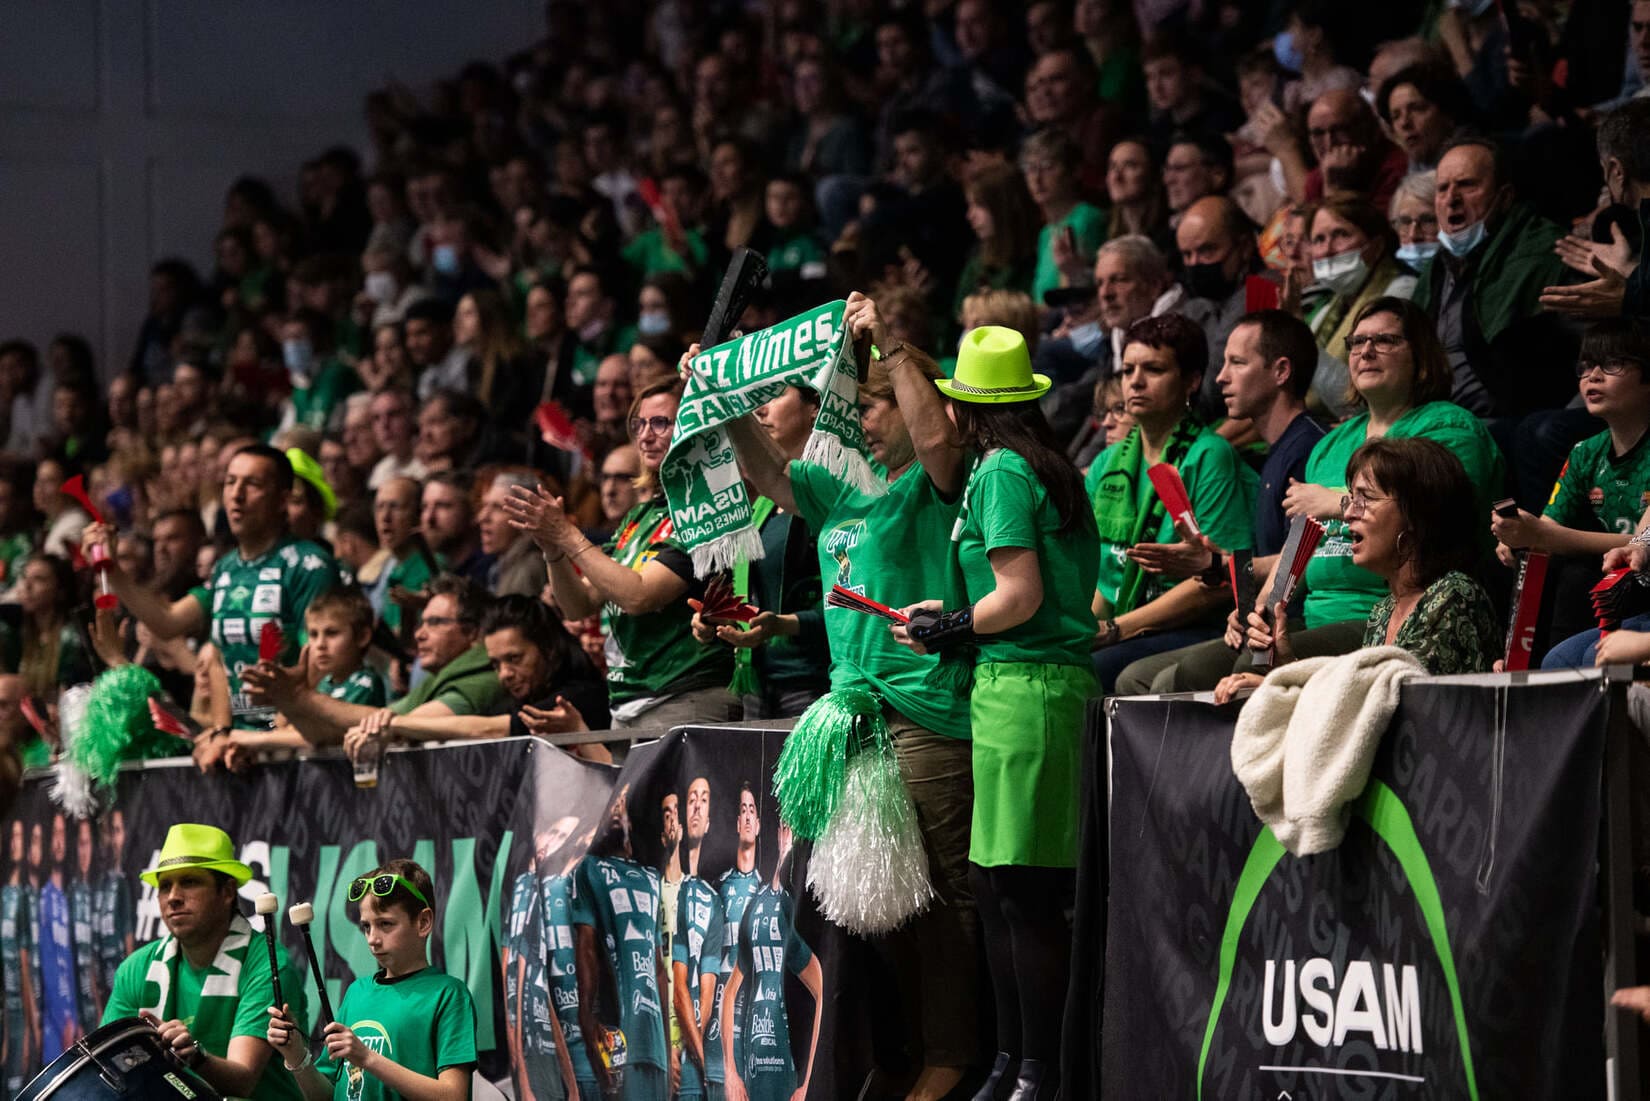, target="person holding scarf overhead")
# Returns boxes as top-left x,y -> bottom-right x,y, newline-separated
697,292 -> 980,1101
505,377 -> 738,729
1088,314 -> 1258,693
890,325 -> 1099,1101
